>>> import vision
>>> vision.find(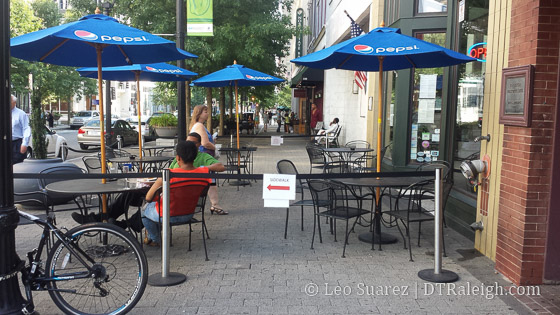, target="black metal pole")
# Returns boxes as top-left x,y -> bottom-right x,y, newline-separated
0,0 -> 28,313
177,0 -> 186,141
